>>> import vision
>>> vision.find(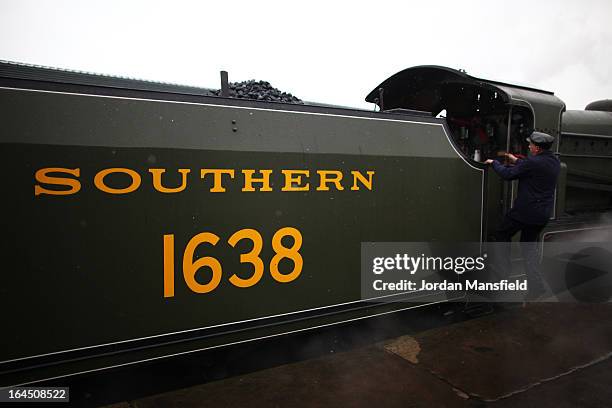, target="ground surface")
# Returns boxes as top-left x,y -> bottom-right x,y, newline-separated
98,303 -> 612,408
